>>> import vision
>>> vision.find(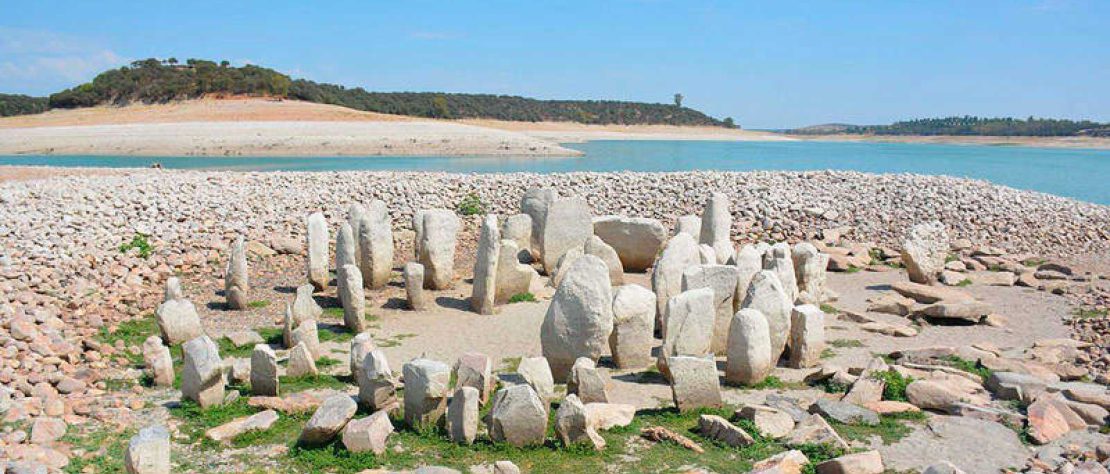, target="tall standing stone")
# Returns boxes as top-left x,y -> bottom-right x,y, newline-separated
224,236 -> 249,310
181,336 -> 224,408
357,350 -> 396,411
675,215 -> 701,237
124,425 -> 170,474
520,188 -> 556,263
699,193 -> 735,264
495,240 -> 537,304
403,359 -> 451,430
609,284 -> 656,369
540,255 -> 614,381
337,264 -> 366,332
290,284 -> 322,326
901,221 -> 950,285
500,214 -> 533,262
447,386 -> 479,445
539,197 -> 593,275
250,344 -> 279,396
658,287 -> 715,377
584,235 -> 624,286
348,203 -> 367,266
357,200 -> 394,289
668,355 -> 723,412
471,214 -> 500,315
290,319 -> 320,358
592,215 -> 668,272
418,210 -> 461,289
306,212 -> 329,291
287,341 -> 318,378
403,262 -> 427,310
764,243 -> 798,303
651,233 -> 701,330
143,336 -> 174,387
164,277 -> 183,302
682,264 -> 741,354
488,385 -> 548,447
788,305 -> 825,369
742,270 -> 793,361
725,309 -> 773,385
336,222 -> 356,276
792,242 -> 832,304
734,244 -> 763,300
154,298 -> 203,345
349,332 -> 375,377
